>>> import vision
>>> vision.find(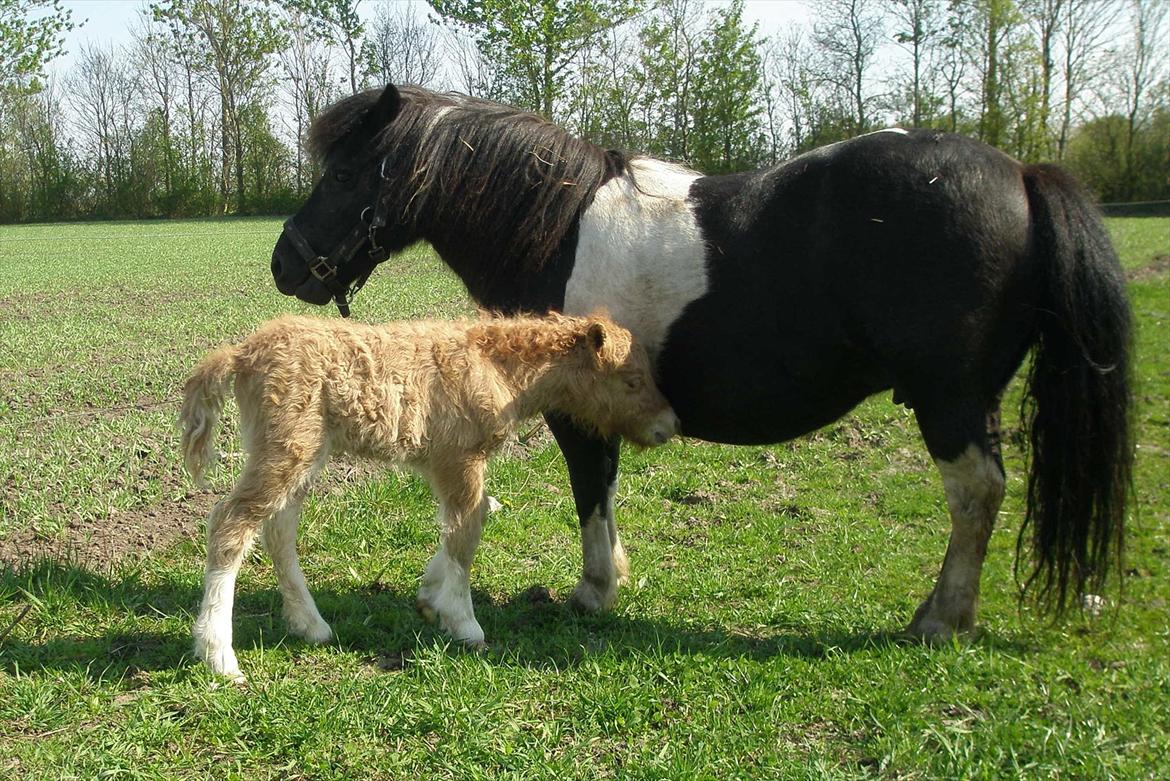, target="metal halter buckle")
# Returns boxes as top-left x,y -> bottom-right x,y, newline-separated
309,256 -> 337,282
